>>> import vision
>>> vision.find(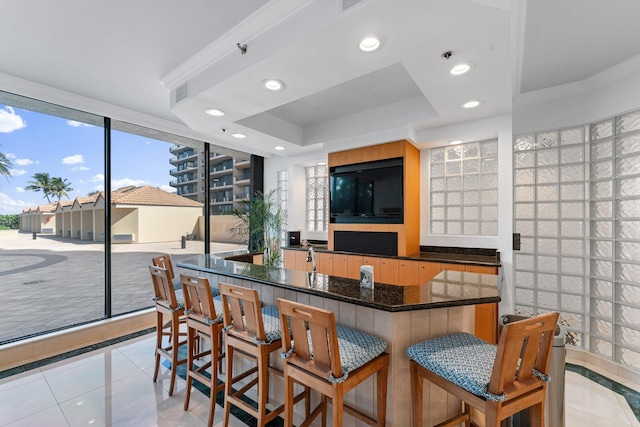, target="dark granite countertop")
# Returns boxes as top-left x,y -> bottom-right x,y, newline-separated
283,245 -> 500,267
178,253 -> 500,312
